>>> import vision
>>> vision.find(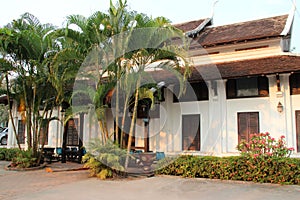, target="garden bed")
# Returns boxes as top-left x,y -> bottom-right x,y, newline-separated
155,155 -> 300,185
